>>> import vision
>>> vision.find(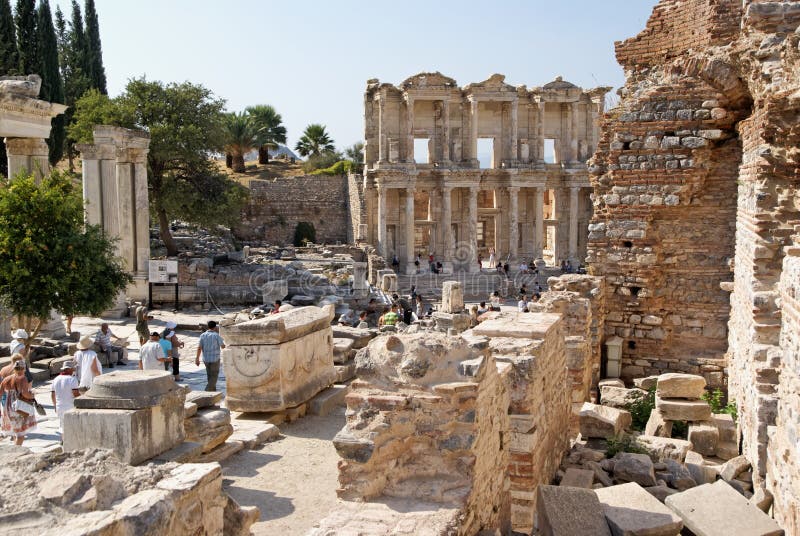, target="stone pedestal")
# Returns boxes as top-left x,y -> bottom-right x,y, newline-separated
441,281 -> 464,313
63,370 -> 185,464
222,306 -> 336,412
381,273 -> 398,292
